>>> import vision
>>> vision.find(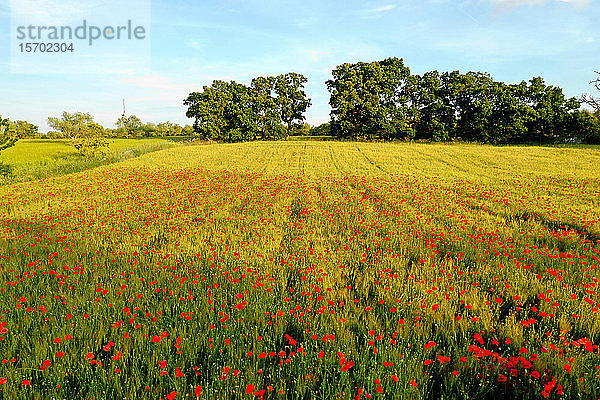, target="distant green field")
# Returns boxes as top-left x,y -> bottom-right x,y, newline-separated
0,138 -> 176,183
